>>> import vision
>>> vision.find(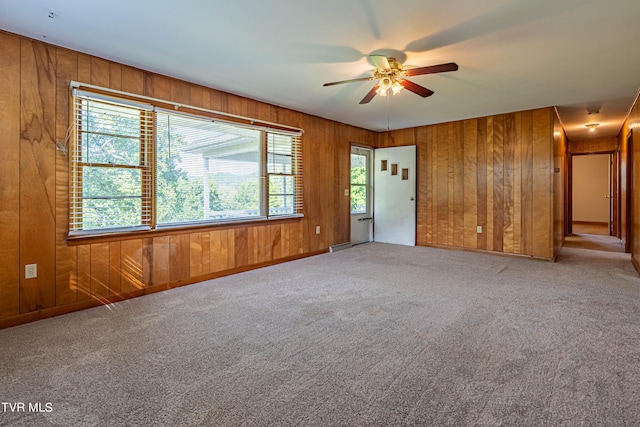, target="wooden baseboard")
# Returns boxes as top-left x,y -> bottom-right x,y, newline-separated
0,249 -> 327,330
572,221 -> 608,226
